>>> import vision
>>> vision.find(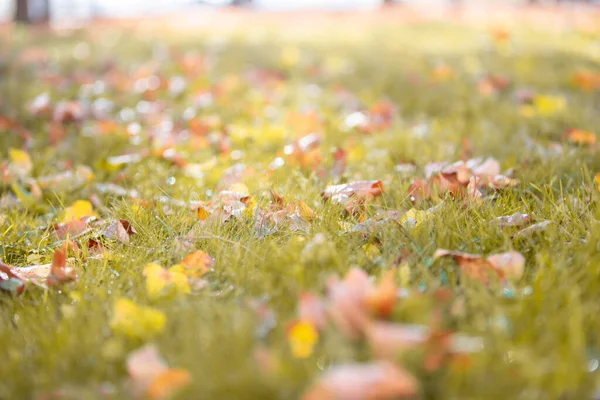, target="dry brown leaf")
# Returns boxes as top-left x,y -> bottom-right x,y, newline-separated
326,268 -> 372,339
322,180 -> 384,203
433,249 -> 524,283
302,361 -> 418,400
363,271 -> 397,319
127,344 -> 190,400
493,212 -> 531,228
